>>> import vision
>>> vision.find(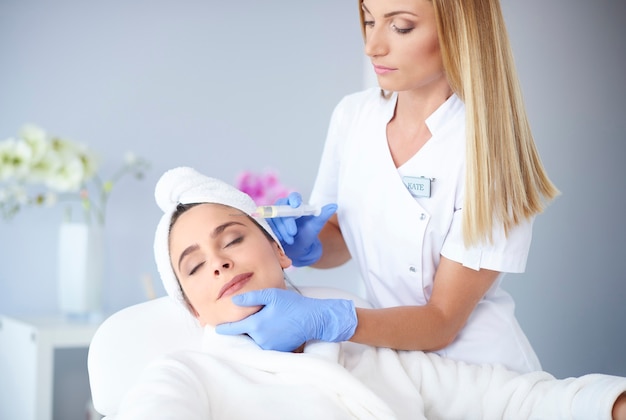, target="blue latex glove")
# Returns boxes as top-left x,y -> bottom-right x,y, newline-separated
215,288 -> 357,352
267,192 -> 337,267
